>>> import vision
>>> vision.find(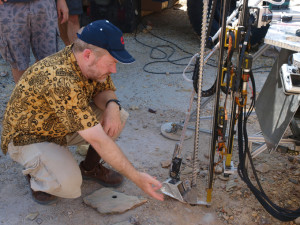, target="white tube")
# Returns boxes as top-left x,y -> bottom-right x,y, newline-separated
182,53 -> 199,83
